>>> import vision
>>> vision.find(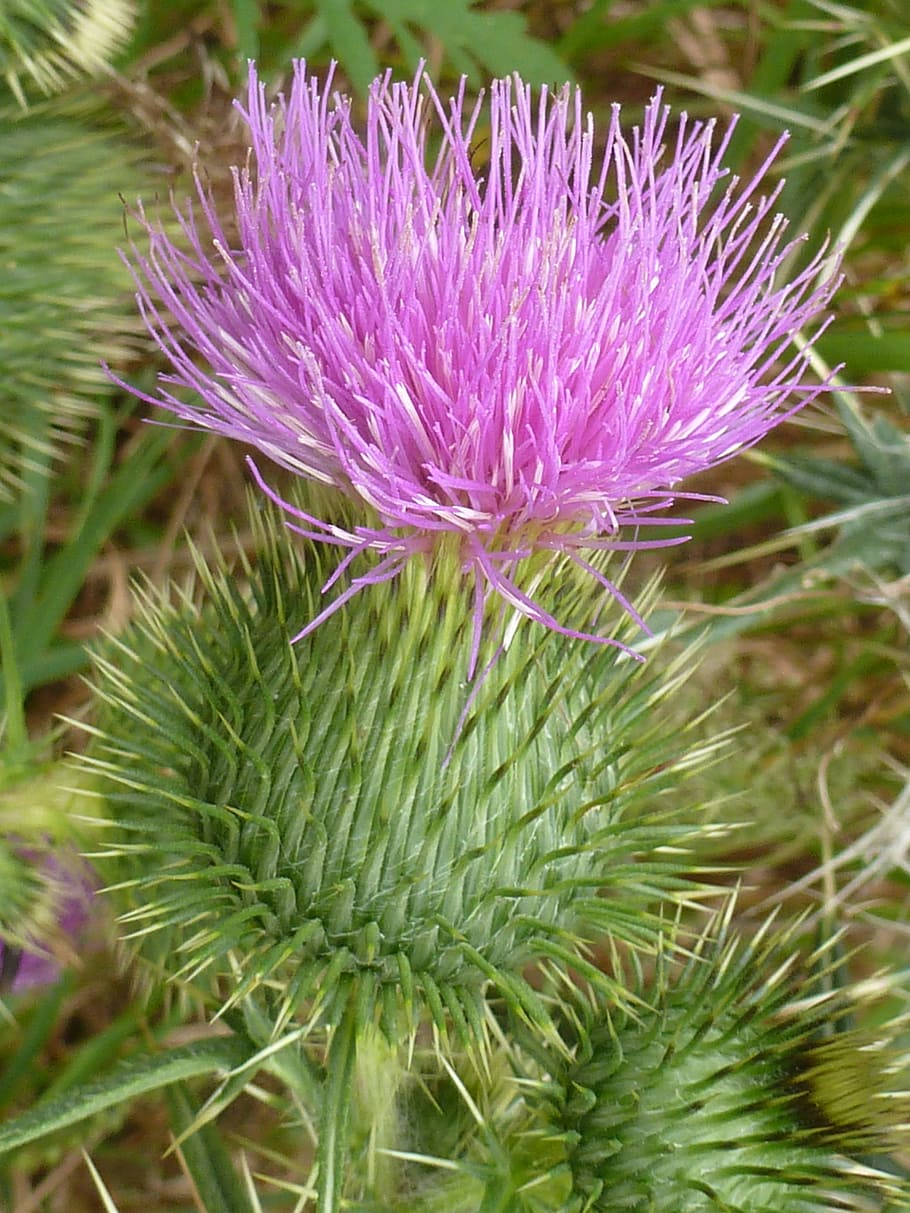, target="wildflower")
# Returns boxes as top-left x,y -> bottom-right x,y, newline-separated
124,62 -> 838,663
0,850 -> 95,993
